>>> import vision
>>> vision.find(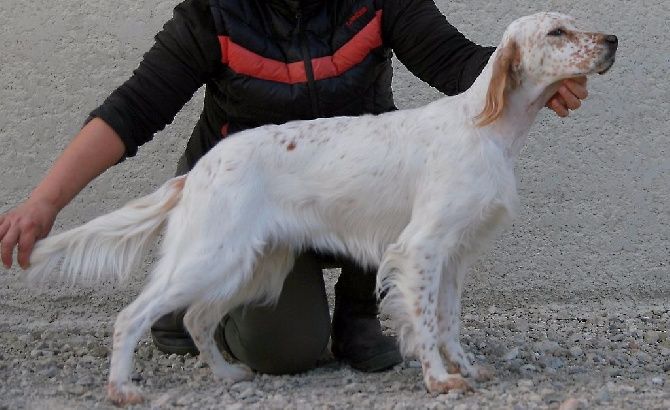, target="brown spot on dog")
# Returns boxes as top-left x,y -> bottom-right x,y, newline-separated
287,141 -> 297,151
